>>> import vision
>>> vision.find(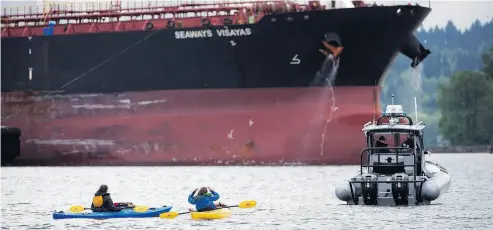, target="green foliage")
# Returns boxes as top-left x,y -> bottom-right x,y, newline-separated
437,70 -> 493,145
482,45 -> 493,78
